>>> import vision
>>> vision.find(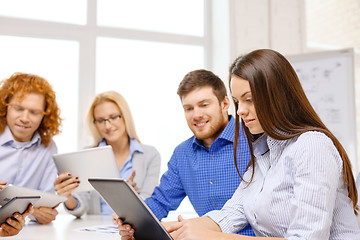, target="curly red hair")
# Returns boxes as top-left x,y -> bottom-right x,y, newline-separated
0,72 -> 62,146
